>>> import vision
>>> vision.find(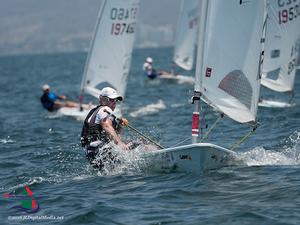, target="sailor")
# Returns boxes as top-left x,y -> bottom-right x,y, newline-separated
40,84 -> 79,111
142,57 -> 158,79
81,87 -> 129,170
